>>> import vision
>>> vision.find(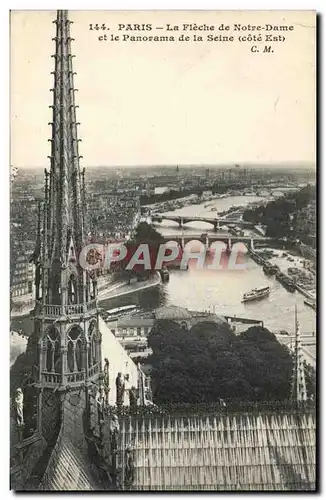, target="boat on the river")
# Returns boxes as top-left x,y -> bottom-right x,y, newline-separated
276,272 -> 296,292
104,304 -> 137,318
242,286 -> 270,303
288,267 -> 300,275
304,298 -> 316,311
258,249 -> 276,260
263,263 -> 278,275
